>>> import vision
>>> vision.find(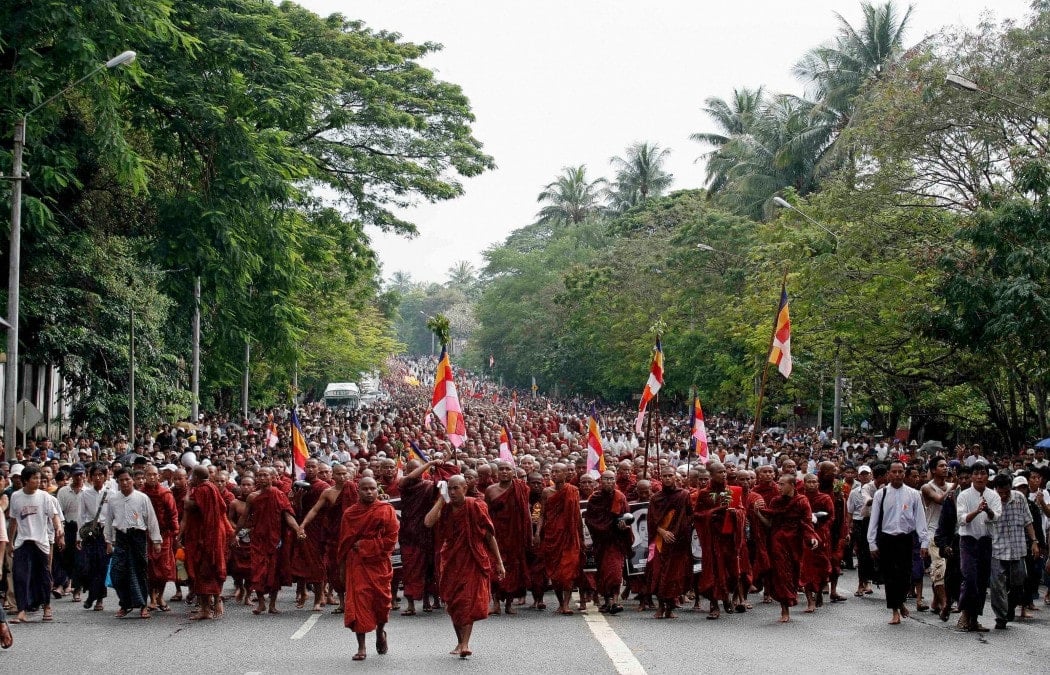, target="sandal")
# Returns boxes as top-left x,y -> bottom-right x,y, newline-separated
376,630 -> 388,655
42,610 -> 54,622
140,608 -> 152,619
352,654 -> 366,661
115,609 -> 129,618
157,604 -> 171,612
0,621 -> 11,649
